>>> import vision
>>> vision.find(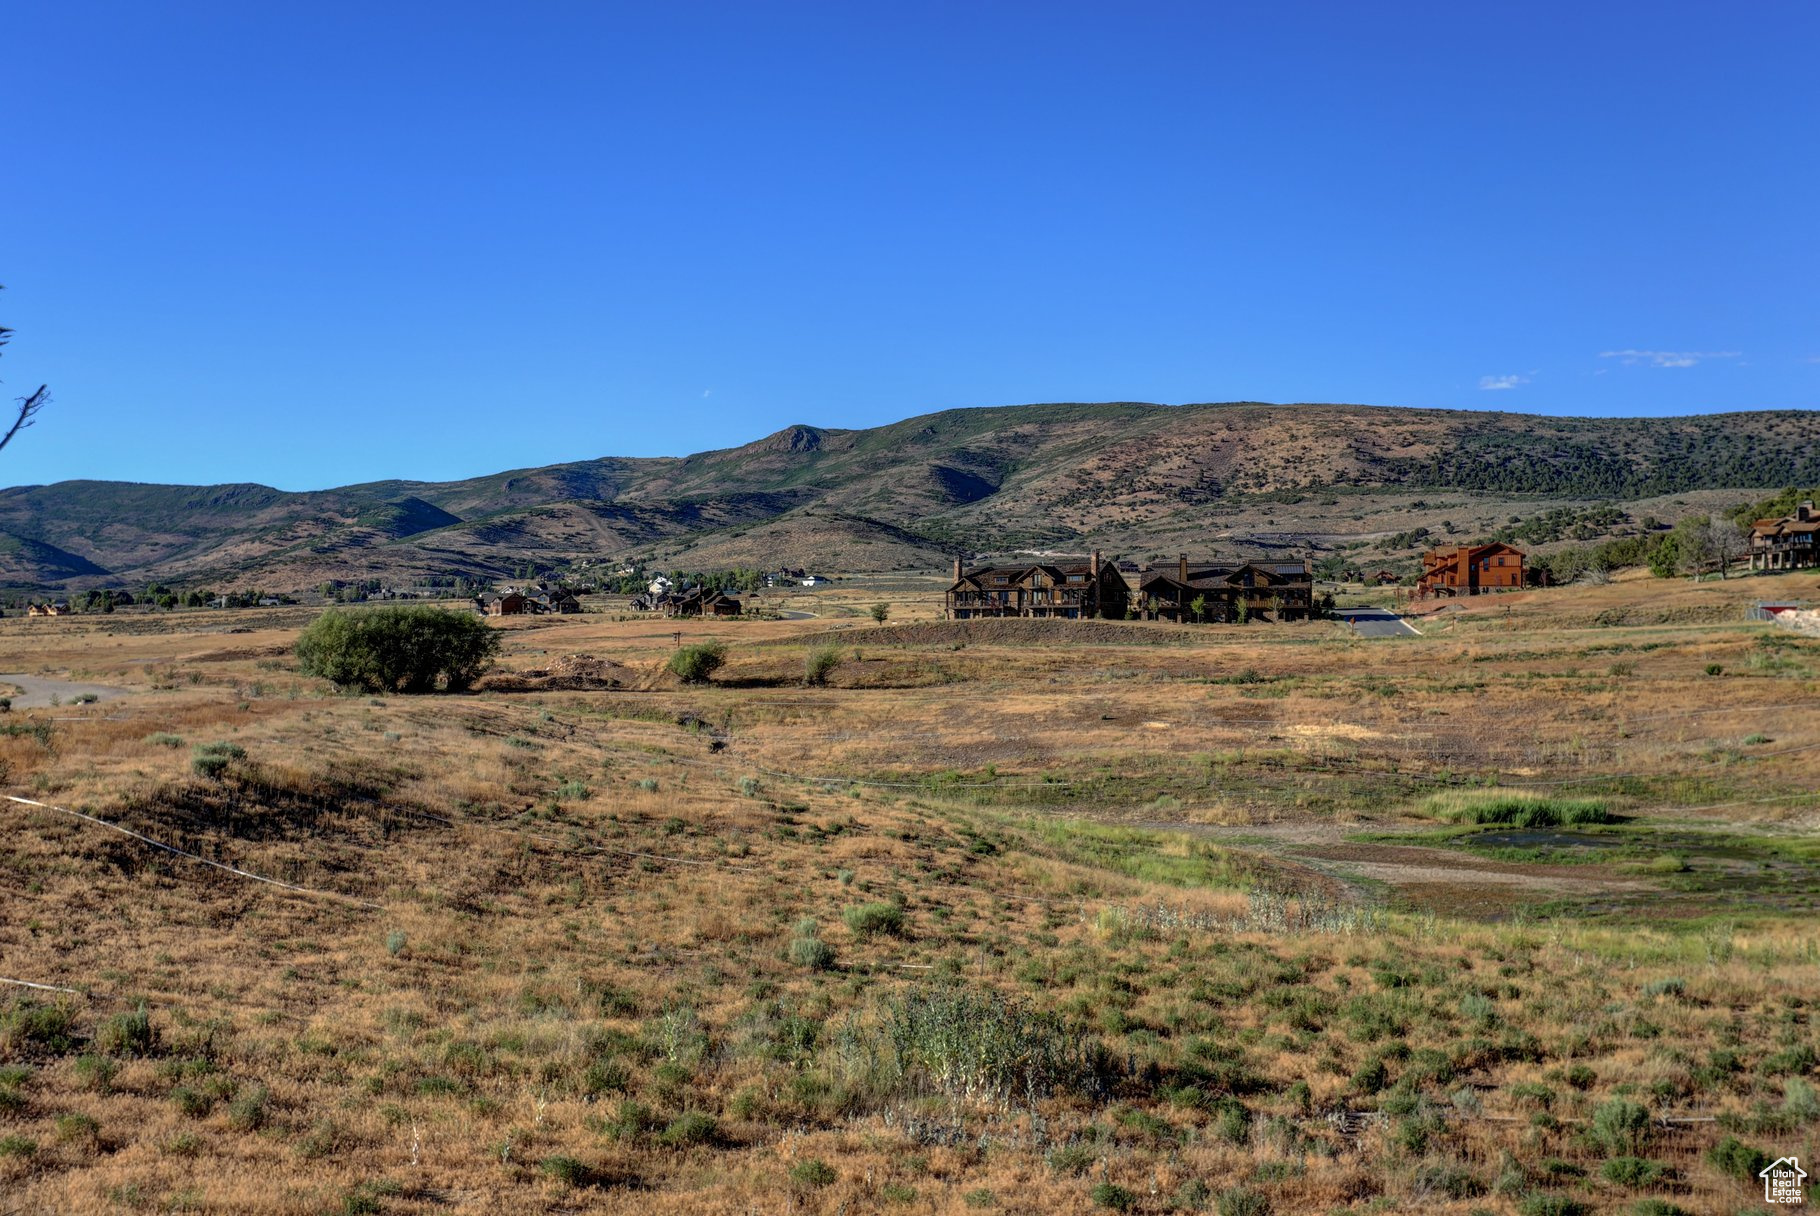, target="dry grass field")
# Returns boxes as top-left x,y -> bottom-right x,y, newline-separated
1,571 -> 1817,1215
